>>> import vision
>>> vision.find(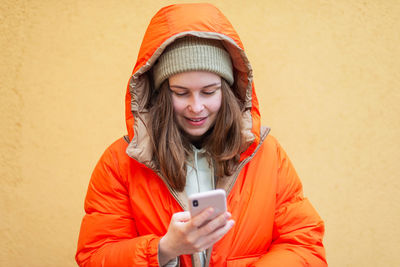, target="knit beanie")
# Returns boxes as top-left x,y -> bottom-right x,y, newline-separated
153,36 -> 234,90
